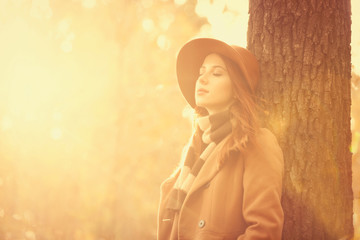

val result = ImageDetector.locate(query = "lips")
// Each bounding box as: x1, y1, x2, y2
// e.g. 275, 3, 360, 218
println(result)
197, 88, 209, 95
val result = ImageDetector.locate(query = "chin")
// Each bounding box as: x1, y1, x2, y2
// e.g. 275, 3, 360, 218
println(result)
195, 101, 206, 108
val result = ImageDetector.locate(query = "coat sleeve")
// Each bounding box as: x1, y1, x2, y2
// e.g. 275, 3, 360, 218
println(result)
237, 128, 284, 240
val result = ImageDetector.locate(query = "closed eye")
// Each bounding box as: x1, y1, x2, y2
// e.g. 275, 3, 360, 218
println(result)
199, 66, 226, 77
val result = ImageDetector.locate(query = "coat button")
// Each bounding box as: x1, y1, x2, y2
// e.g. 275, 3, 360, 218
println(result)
198, 220, 205, 228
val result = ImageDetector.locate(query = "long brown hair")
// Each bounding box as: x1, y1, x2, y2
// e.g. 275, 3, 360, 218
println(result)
194, 53, 260, 163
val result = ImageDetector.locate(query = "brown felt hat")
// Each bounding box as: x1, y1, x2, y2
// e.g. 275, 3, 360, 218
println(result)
176, 38, 260, 108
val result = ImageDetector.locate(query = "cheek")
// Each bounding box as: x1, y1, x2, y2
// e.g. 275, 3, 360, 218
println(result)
217, 79, 233, 99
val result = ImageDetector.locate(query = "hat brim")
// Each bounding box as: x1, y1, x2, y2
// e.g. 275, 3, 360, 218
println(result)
176, 38, 252, 108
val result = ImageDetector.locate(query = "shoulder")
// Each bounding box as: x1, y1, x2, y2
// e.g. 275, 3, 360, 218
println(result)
255, 128, 279, 144
245, 128, 284, 171
252, 128, 282, 153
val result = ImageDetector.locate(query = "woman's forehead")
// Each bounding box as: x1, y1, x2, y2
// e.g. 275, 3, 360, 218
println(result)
201, 53, 226, 67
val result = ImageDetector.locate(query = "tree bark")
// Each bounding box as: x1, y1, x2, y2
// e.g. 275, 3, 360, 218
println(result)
247, 0, 353, 239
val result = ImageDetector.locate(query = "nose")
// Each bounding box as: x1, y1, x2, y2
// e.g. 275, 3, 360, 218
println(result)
198, 73, 209, 85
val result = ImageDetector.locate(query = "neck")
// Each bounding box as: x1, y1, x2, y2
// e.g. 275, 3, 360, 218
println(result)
205, 101, 234, 115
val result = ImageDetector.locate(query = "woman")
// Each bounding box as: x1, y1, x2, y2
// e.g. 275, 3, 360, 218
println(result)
157, 38, 284, 240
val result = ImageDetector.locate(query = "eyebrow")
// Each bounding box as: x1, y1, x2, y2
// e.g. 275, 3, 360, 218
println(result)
200, 65, 227, 71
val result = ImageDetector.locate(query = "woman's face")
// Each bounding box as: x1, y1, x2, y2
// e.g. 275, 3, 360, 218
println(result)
195, 53, 233, 114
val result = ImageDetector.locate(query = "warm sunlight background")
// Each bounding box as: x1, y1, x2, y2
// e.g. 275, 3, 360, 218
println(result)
0, 0, 359, 239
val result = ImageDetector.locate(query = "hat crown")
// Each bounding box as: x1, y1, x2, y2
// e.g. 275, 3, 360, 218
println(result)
230, 45, 260, 91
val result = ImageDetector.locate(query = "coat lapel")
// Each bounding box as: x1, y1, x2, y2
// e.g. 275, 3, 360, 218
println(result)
183, 137, 228, 202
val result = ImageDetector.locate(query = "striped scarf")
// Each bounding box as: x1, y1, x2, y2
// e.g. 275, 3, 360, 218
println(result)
166, 110, 232, 214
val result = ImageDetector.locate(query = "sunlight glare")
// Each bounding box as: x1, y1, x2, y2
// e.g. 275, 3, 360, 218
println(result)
30, 0, 53, 19
182, 105, 194, 121
61, 33, 75, 53
82, 0, 96, 9
156, 84, 164, 91
51, 127, 63, 140
12, 214, 22, 221
195, 0, 248, 46
141, 0, 153, 8
142, 18, 155, 32
52, 112, 63, 121
5, 58, 58, 114
351, 131, 360, 154
159, 12, 175, 31
1, 116, 13, 132
174, 0, 187, 6
24, 231, 36, 240
157, 34, 171, 50
57, 19, 71, 37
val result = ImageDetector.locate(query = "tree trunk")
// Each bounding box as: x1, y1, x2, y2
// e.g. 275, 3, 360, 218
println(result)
247, 0, 353, 239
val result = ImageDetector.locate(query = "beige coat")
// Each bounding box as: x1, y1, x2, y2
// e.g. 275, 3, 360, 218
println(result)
157, 128, 284, 240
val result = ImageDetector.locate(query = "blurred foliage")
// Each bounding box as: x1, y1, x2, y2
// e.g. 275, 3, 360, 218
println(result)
0, 0, 359, 239
0, 0, 204, 239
